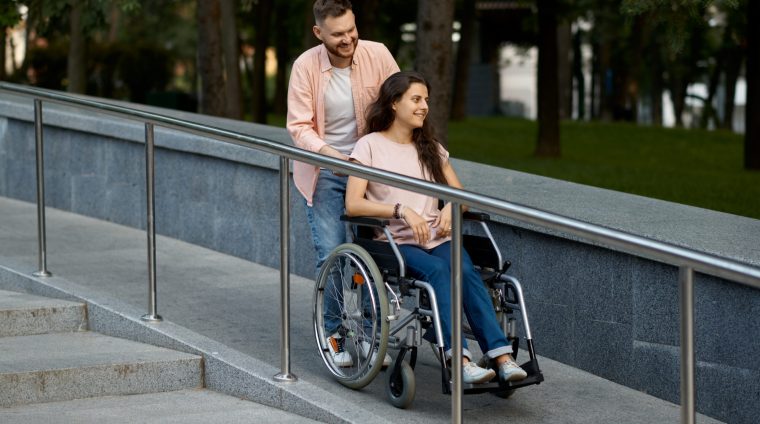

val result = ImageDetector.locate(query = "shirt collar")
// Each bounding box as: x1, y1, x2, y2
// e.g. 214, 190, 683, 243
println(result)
319, 40, 360, 73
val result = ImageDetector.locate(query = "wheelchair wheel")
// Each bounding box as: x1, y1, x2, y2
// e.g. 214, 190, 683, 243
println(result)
313, 243, 389, 389
386, 361, 416, 409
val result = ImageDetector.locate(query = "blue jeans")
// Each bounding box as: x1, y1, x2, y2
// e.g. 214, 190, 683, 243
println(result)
399, 241, 511, 360
306, 169, 349, 335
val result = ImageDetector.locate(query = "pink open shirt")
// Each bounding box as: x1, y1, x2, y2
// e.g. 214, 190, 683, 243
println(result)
286, 40, 399, 205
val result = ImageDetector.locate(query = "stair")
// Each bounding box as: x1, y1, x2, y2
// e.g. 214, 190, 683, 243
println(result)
0, 289, 202, 407
0, 289, 320, 422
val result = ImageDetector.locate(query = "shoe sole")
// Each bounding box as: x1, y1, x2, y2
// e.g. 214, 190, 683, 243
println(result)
464, 370, 496, 384
501, 371, 528, 382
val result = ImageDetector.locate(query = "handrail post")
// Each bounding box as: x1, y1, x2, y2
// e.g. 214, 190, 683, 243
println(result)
32, 99, 52, 278
141, 123, 162, 322
680, 266, 695, 424
274, 157, 297, 382
450, 202, 463, 423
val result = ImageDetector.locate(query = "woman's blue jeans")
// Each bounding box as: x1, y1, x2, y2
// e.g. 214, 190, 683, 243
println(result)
399, 241, 511, 360
306, 170, 349, 336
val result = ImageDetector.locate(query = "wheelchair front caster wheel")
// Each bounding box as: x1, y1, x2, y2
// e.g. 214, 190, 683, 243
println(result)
493, 388, 516, 399
386, 361, 416, 409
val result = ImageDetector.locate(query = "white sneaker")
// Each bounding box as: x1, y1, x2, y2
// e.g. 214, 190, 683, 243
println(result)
327, 332, 353, 367
360, 340, 392, 367
498, 358, 527, 382
462, 361, 496, 384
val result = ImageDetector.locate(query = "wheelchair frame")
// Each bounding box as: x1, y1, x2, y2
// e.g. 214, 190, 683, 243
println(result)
312, 211, 544, 408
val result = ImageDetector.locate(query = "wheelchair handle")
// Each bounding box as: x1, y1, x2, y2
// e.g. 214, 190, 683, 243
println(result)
463, 211, 490, 222
340, 215, 390, 228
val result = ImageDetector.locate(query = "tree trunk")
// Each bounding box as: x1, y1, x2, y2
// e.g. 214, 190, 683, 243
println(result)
67, 0, 87, 94
272, 0, 290, 115
699, 47, 722, 129
672, 23, 705, 128
415, 0, 455, 147
354, 0, 380, 41
590, 41, 599, 119
626, 16, 645, 123
572, 26, 585, 120
107, 3, 120, 43
598, 40, 613, 121
650, 41, 664, 126
535, 0, 560, 157
302, 2, 317, 54
220, 1, 241, 115
197, 0, 226, 116
745, 0, 760, 169
721, 48, 742, 131
450, 0, 476, 121
251, 0, 272, 124
557, 21, 572, 120
221, 0, 242, 119
670, 73, 687, 127
1, 27, 6, 80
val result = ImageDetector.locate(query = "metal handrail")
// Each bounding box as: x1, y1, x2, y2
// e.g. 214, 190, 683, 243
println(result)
2, 82, 759, 423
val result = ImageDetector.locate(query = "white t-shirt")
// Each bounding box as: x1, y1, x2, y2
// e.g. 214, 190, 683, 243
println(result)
350, 132, 450, 250
323, 66, 358, 155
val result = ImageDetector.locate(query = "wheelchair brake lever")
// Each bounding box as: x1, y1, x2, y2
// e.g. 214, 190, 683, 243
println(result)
385, 282, 401, 321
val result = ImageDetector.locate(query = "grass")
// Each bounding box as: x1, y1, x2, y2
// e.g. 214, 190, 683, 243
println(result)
448, 117, 760, 220
268, 114, 759, 220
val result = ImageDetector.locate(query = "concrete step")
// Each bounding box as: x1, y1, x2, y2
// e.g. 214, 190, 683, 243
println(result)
0, 289, 86, 337
0, 389, 320, 423
0, 331, 202, 407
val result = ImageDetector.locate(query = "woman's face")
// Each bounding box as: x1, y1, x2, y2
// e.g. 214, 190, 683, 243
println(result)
392, 82, 429, 129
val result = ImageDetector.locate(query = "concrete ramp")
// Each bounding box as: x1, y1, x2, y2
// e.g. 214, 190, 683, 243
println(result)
0, 197, 727, 423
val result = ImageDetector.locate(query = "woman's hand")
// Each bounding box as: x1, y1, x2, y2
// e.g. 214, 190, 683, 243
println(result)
403, 208, 431, 245
432, 203, 452, 238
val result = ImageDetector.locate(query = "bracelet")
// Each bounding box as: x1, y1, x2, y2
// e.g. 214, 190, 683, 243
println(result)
393, 203, 403, 219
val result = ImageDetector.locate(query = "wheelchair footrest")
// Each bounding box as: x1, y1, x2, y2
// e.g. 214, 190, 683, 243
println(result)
445, 357, 544, 395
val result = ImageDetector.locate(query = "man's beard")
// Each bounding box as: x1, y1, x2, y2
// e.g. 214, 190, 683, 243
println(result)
326, 39, 357, 59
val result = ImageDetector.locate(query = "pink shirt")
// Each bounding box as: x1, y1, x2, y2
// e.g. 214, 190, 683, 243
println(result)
350, 132, 451, 250
286, 40, 399, 205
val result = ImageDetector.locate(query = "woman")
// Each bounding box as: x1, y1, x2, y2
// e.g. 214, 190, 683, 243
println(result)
345, 71, 527, 384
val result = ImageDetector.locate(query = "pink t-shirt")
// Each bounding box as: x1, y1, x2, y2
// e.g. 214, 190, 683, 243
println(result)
350, 132, 450, 250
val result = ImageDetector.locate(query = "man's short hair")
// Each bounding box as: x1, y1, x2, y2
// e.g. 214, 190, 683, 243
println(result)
313, 0, 353, 25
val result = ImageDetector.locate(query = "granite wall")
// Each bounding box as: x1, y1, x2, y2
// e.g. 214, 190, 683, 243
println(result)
1, 93, 758, 424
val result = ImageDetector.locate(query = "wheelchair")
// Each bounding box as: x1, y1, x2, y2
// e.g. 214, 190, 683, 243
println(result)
312, 211, 544, 408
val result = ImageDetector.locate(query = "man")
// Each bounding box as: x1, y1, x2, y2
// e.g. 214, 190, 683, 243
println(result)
287, 0, 398, 367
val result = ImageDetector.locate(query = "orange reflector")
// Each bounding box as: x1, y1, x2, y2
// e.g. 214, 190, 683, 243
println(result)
353, 273, 365, 285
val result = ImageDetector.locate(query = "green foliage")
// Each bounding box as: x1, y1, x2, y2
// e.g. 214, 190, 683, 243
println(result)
27, 0, 142, 37
0, 1, 22, 28
447, 117, 760, 220
619, 0, 740, 54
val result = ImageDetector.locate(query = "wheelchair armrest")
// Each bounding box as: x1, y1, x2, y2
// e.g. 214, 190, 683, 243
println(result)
463, 211, 490, 222
340, 215, 390, 228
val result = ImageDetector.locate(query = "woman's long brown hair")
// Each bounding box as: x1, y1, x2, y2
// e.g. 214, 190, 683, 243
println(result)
365, 71, 447, 184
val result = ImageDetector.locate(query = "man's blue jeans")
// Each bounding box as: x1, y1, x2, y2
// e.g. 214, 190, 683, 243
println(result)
306, 169, 349, 335
398, 241, 512, 360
